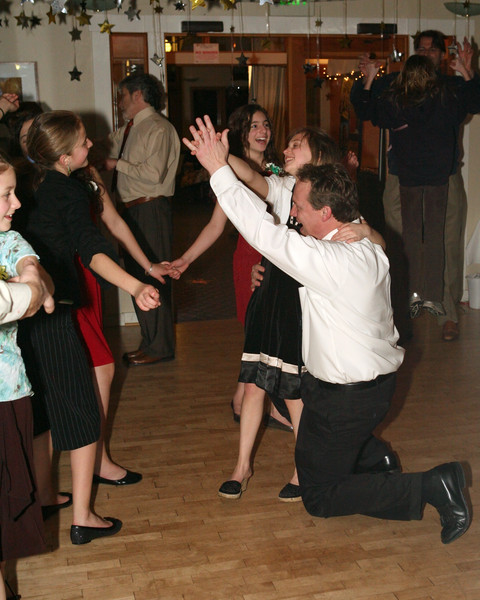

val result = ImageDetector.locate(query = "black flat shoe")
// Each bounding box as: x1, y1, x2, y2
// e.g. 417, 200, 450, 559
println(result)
278, 483, 302, 502
42, 492, 73, 521
218, 478, 249, 499
70, 517, 123, 545
264, 414, 293, 433
93, 469, 142, 486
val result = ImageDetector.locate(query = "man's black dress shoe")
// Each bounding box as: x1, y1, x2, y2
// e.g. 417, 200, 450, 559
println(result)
355, 452, 400, 474
126, 352, 175, 366
93, 470, 142, 486
424, 462, 470, 544
41, 492, 73, 521
70, 517, 122, 545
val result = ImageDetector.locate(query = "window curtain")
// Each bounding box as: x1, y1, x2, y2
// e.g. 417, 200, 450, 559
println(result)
250, 66, 286, 160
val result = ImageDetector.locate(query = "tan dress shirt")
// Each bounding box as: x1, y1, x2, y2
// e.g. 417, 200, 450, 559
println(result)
109, 106, 181, 203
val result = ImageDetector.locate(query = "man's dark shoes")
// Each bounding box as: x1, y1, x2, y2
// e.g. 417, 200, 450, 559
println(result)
355, 452, 400, 474
41, 492, 73, 521
423, 462, 470, 544
125, 351, 174, 366
70, 517, 122, 545
93, 469, 142, 486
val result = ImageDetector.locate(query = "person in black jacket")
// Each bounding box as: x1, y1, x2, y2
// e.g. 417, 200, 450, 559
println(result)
352, 42, 480, 321
22, 111, 160, 545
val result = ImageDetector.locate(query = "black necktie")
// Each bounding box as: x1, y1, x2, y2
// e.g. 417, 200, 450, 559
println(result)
111, 119, 133, 193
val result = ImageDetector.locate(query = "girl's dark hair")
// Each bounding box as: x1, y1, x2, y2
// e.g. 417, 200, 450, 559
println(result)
285, 127, 341, 166
388, 54, 442, 108
227, 103, 281, 171
7, 101, 43, 159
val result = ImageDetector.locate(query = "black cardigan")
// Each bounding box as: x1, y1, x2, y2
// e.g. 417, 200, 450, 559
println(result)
26, 169, 119, 306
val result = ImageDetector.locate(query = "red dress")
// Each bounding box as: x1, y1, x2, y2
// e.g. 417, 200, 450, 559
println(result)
232, 234, 261, 326
73, 255, 114, 368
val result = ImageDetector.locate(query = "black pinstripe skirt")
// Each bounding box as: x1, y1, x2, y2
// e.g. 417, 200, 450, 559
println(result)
17, 305, 100, 451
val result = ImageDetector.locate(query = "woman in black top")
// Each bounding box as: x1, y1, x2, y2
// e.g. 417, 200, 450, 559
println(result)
24, 111, 160, 544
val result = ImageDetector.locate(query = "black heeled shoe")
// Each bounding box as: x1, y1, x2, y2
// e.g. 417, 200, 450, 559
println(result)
93, 469, 142, 486
41, 492, 73, 521
230, 401, 240, 423
70, 517, 122, 545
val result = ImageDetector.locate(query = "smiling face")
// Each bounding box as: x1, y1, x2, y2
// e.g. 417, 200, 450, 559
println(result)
283, 134, 313, 176
0, 167, 21, 232
246, 111, 271, 158
66, 124, 93, 173
289, 180, 320, 237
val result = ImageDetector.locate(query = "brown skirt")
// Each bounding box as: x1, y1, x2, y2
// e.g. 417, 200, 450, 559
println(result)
0, 396, 47, 561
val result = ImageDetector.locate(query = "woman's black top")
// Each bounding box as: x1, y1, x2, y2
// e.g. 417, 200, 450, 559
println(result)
25, 169, 118, 306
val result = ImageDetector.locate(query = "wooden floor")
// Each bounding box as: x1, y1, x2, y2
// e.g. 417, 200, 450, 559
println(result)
10, 307, 480, 600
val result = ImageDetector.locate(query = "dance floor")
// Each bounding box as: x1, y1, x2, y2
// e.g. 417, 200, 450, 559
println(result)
10, 304, 480, 600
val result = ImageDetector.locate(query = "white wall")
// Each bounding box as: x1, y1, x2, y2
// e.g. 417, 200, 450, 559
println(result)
2, 0, 480, 308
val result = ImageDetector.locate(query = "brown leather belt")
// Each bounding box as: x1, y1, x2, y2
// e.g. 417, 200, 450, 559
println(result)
123, 196, 164, 209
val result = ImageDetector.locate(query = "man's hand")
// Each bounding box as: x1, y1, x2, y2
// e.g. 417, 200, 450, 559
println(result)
133, 283, 161, 311
182, 115, 230, 176
10, 262, 55, 317
104, 158, 118, 171
358, 53, 382, 78
251, 263, 265, 291
451, 37, 474, 80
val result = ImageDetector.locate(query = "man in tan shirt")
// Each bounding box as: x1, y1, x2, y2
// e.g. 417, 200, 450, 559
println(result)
106, 74, 180, 365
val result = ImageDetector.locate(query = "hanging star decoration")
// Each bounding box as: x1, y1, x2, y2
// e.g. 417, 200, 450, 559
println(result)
46, 6, 56, 23
50, 0, 67, 15
315, 18, 323, 28
303, 63, 315, 74
220, 0, 235, 9
99, 17, 114, 33
190, 0, 205, 8
313, 76, 324, 89
236, 52, 248, 66
15, 10, 30, 29
174, 1, 185, 10
69, 26, 82, 41
69, 66, 82, 81
154, 4, 163, 12
125, 5, 141, 20
0, 0, 12, 14
230, 25, 235, 33
150, 53, 163, 67
29, 14, 41, 28
77, 10, 91, 25
339, 35, 352, 49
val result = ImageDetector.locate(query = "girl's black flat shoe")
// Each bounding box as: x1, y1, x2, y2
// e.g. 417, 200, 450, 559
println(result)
70, 517, 122, 545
